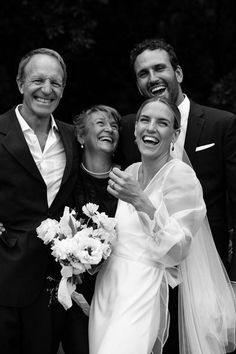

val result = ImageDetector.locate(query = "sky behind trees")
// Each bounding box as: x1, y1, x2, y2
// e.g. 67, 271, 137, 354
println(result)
1, 0, 236, 121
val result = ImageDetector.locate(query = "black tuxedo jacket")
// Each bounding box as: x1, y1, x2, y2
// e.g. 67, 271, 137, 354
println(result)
0, 107, 79, 306
116, 100, 236, 277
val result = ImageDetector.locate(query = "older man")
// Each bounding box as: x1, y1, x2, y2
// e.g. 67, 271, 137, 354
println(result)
0, 48, 79, 354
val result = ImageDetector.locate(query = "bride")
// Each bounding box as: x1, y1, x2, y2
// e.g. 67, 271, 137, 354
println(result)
88, 97, 236, 354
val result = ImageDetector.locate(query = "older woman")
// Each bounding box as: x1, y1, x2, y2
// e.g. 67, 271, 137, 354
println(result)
61, 104, 120, 354
73, 104, 120, 217
89, 97, 236, 354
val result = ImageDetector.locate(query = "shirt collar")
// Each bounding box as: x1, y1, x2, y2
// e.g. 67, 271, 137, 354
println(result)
15, 104, 59, 133
177, 94, 190, 127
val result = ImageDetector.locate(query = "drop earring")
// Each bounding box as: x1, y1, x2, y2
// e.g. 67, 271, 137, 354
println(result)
171, 142, 175, 151
81, 143, 84, 149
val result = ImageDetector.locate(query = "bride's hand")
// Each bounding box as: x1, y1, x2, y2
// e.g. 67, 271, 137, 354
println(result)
107, 168, 156, 218
107, 167, 143, 205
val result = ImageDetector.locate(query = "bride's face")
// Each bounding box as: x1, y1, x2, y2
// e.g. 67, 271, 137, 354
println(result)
134, 100, 180, 160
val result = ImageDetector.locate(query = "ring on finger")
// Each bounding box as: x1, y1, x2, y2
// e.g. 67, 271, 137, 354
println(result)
111, 181, 116, 189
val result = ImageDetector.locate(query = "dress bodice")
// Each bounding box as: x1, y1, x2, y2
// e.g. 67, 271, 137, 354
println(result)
89, 158, 236, 354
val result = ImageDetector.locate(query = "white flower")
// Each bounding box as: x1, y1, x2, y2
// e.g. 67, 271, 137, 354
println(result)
96, 212, 117, 232
59, 207, 78, 238
51, 237, 77, 261
36, 219, 59, 244
92, 228, 115, 244
76, 236, 103, 265
102, 243, 112, 259
36, 203, 117, 311
92, 228, 104, 239
73, 227, 94, 242
82, 203, 99, 218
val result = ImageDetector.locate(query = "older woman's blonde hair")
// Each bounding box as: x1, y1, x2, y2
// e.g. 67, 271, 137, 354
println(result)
73, 104, 121, 138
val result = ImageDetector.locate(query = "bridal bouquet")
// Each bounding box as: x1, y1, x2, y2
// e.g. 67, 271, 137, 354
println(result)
36, 203, 117, 313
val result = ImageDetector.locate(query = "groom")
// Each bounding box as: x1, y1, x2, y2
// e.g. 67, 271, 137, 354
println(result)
0, 48, 79, 354
116, 38, 236, 353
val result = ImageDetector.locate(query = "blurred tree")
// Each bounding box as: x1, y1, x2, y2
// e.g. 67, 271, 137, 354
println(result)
209, 70, 236, 113
0, 0, 110, 116
0, 0, 236, 119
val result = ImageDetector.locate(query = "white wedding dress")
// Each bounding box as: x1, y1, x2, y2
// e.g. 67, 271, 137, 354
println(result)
89, 159, 236, 354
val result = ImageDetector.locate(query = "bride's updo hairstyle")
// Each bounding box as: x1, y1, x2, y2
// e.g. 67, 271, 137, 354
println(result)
136, 97, 181, 130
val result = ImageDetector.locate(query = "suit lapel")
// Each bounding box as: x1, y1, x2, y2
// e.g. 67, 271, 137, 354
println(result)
49, 121, 76, 211
0, 109, 45, 183
184, 100, 205, 162
56, 121, 74, 186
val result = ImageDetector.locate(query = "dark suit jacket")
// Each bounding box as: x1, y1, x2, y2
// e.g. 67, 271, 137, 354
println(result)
116, 100, 236, 277
0, 107, 79, 307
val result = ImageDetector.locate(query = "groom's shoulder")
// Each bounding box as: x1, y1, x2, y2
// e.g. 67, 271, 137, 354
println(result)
121, 113, 136, 130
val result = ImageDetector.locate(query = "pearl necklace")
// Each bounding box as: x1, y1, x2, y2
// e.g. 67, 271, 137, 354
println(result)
81, 162, 112, 178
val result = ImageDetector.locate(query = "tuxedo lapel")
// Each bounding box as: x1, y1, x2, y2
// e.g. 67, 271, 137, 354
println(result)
184, 101, 205, 161
0, 110, 45, 183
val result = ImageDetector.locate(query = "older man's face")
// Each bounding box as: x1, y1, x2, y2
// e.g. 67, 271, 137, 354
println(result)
18, 54, 64, 120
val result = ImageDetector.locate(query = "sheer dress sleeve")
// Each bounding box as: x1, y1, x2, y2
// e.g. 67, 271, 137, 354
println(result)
136, 161, 206, 267
133, 160, 236, 353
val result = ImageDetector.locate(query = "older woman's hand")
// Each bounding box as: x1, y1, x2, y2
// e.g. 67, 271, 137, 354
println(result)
108, 167, 156, 218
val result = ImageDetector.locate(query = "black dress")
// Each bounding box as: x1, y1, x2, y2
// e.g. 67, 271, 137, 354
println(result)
61, 165, 118, 354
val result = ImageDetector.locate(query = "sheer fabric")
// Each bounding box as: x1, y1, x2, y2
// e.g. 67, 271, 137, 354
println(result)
179, 217, 236, 353
89, 159, 236, 354
179, 150, 236, 353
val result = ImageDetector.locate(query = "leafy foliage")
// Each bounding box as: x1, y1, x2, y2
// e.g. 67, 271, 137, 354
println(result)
0, 0, 236, 118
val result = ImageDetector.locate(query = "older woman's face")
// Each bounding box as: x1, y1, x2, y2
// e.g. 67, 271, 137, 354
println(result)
134, 100, 179, 160
82, 111, 119, 154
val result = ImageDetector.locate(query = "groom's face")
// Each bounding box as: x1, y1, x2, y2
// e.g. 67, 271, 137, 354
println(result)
134, 49, 183, 106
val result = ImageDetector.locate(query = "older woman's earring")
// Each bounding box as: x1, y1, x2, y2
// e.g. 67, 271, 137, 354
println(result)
171, 142, 175, 151
81, 143, 84, 149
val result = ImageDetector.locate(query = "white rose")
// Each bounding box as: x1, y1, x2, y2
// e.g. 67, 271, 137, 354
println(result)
51, 237, 77, 261
75, 237, 103, 265
36, 219, 59, 244
73, 227, 93, 242
82, 203, 99, 218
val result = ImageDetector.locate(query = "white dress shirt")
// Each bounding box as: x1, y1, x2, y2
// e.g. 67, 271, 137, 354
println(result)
171, 95, 190, 160
15, 105, 66, 206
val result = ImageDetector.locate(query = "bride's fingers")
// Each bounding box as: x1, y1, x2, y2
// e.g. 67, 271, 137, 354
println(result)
109, 172, 124, 188
108, 179, 121, 192
107, 183, 119, 198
